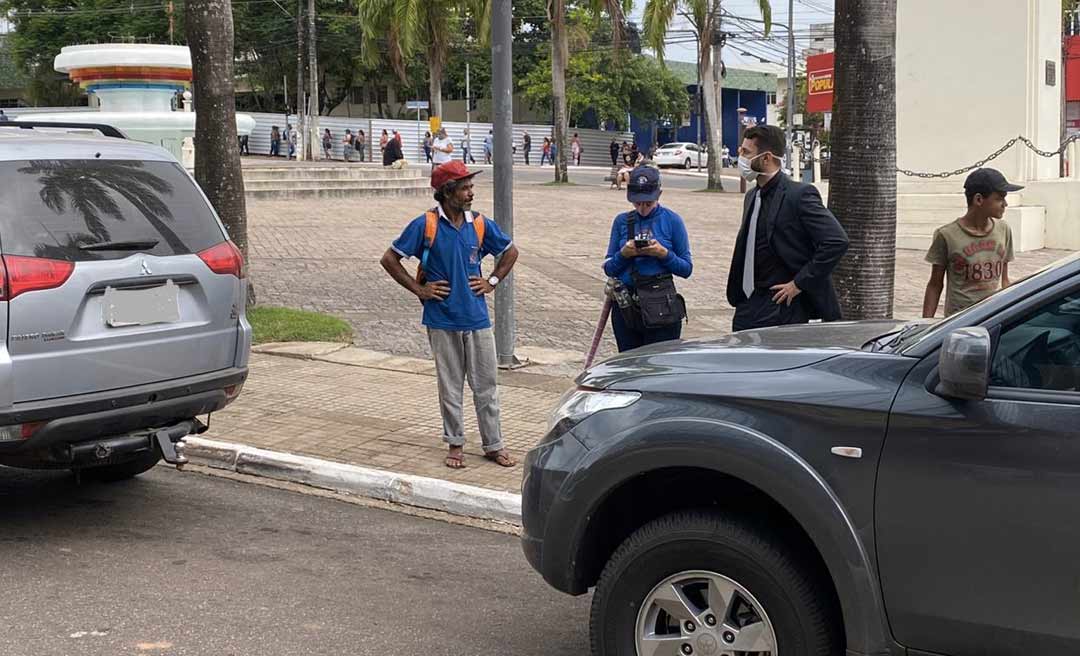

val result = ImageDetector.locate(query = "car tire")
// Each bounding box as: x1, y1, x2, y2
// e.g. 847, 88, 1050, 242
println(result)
684, 158, 692, 169
83, 451, 162, 482
589, 511, 841, 656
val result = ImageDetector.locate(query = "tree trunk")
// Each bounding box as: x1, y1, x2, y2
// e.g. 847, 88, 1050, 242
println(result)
706, 41, 724, 189
699, 44, 723, 190
550, 0, 569, 183
428, 59, 444, 119
294, 0, 305, 159
185, 0, 251, 302
829, 0, 897, 319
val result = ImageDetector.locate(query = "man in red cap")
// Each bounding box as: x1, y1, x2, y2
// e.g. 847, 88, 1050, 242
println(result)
380, 161, 520, 469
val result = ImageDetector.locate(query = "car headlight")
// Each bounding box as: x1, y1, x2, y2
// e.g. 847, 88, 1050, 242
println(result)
547, 387, 641, 434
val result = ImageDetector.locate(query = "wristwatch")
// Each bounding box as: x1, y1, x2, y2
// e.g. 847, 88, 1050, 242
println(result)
488, 275, 500, 287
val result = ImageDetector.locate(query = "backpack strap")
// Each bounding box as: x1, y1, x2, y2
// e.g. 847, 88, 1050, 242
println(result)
420, 209, 439, 271
471, 212, 486, 249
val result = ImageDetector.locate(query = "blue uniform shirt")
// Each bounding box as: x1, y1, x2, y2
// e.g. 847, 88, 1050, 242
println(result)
392, 207, 513, 331
603, 204, 693, 288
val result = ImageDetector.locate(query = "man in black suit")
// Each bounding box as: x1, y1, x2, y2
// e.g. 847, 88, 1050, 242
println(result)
726, 125, 849, 331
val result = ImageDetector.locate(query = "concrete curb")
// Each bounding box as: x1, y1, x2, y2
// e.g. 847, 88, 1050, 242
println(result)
180, 437, 523, 526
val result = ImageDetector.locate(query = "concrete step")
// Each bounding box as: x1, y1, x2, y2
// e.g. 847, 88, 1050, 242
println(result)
242, 167, 424, 182
246, 185, 430, 200
243, 178, 427, 191
898, 191, 1026, 210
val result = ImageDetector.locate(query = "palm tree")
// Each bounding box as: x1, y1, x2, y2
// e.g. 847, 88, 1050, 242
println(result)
548, 0, 630, 184
643, 0, 770, 191
828, 0, 897, 319
185, 0, 251, 301
358, 0, 490, 120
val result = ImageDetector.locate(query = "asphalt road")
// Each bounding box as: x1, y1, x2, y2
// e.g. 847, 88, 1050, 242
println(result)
0, 466, 589, 656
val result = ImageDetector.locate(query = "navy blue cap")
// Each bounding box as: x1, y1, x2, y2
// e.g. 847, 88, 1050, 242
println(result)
964, 168, 1024, 196
627, 166, 662, 202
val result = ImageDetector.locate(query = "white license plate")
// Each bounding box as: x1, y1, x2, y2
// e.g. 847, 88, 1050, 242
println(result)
103, 280, 181, 327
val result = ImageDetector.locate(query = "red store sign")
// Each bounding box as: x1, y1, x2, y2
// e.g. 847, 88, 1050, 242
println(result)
806, 52, 835, 114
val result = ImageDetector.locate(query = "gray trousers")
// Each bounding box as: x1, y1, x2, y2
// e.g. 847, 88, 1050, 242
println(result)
427, 328, 505, 453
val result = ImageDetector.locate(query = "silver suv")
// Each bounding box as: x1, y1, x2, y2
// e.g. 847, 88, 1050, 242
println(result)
0, 121, 250, 479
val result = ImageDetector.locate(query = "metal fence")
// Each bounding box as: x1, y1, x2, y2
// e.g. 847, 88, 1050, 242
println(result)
6, 106, 633, 168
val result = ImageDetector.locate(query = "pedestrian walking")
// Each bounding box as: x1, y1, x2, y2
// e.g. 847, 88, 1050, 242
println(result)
922, 168, 1019, 318
343, 129, 355, 161
379, 160, 520, 470
270, 125, 281, 157
287, 124, 298, 159
383, 130, 405, 167
727, 125, 849, 332
550, 140, 558, 166
610, 138, 619, 166
523, 131, 532, 165
423, 131, 433, 163
239, 134, 250, 155
483, 130, 494, 164
721, 145, 731, 168
431, 127, 454, 170
540, 137, 551, 165
322, 128, 333, 160
602, 166, 692, 352
380, 129, 389, 160
461, 128, 476, 164
0, 110, 9, 122
571, 133, 582, 166
356, 129, 367, 162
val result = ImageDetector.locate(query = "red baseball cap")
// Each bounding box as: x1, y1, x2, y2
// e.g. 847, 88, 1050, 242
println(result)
430, 160, 481, 190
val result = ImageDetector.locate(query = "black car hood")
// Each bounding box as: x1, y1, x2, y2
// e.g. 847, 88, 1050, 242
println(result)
580, 319, 910, 388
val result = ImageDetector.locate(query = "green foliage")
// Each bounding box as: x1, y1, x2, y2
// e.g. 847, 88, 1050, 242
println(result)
523, 50, 688, 129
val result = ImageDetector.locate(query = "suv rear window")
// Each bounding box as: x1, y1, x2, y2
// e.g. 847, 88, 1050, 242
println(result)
0, 159, 226, 261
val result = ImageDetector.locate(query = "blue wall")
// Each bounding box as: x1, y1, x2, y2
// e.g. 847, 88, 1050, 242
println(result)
632, 84, 769, 155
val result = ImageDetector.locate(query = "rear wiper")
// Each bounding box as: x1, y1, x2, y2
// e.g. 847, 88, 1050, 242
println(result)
79, 239, 160, 252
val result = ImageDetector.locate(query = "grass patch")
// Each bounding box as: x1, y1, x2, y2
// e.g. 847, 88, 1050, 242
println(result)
247, 306, 353, 344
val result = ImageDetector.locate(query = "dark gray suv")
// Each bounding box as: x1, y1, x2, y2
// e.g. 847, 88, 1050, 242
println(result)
523, 253, 1080, 656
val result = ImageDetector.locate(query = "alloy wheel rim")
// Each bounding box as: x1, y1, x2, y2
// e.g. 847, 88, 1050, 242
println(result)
635, 569, 777, 656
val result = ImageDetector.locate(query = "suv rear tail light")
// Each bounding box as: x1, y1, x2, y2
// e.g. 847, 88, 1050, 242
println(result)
0, 421, 45, 442
224, 382, 244, 405
0, 256, 75, 300
198, 241, 246, 278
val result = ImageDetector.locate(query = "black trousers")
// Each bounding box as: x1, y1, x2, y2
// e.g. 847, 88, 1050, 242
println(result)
732, 289, 811, 332
611, 305, 683, 352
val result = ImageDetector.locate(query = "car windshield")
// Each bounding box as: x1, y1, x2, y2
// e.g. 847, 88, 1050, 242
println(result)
897, 251, 1080, 352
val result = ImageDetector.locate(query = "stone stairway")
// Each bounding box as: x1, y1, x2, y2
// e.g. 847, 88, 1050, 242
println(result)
241, 161, 429, 200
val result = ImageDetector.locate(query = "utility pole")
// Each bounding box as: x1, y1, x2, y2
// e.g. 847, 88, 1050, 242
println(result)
785, 0, 796, 172
295, 0, 305, 160
307, 0, 318, 159
695, 29, 702, 171
491, 0, 519, 368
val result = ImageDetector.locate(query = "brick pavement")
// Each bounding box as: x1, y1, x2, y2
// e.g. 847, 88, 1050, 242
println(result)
217, 179, 1070, 494
246, 179, 1068, 361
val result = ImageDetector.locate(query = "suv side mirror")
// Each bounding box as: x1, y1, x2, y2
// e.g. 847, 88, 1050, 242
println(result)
937, 327, 992, 401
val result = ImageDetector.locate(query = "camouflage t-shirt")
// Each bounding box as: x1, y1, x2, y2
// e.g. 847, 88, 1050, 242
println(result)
925, 218, 1014, 316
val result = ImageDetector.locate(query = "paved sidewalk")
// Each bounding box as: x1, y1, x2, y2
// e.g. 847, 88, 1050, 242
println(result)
203, 342, 576, 494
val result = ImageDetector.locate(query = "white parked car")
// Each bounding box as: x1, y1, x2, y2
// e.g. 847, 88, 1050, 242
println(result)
653, 142, 708, 169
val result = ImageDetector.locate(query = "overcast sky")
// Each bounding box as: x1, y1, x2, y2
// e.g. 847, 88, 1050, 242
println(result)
628, 0, 834, 73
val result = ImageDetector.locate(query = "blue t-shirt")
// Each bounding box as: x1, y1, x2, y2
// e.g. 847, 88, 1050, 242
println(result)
602, 204, 693, 289
392, 208, 513, 331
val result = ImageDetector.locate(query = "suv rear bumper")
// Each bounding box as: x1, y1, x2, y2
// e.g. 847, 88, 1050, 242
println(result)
0, 367, 247, 458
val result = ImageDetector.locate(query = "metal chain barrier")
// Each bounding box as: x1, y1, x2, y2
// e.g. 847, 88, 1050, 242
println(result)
896, 133, 1080, 179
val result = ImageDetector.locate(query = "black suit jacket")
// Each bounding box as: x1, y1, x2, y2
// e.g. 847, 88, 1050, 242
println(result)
726, 173, 849, 321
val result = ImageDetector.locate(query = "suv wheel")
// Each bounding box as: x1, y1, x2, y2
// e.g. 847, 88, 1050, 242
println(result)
589, 511, 840, 656
83, 451, 162, 482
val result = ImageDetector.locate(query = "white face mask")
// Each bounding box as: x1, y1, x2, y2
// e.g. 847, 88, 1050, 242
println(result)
738, 152, 768, 181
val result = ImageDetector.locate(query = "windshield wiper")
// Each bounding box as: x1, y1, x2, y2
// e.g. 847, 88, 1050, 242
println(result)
870, 323, 925, 352
79, 239, 160, 252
